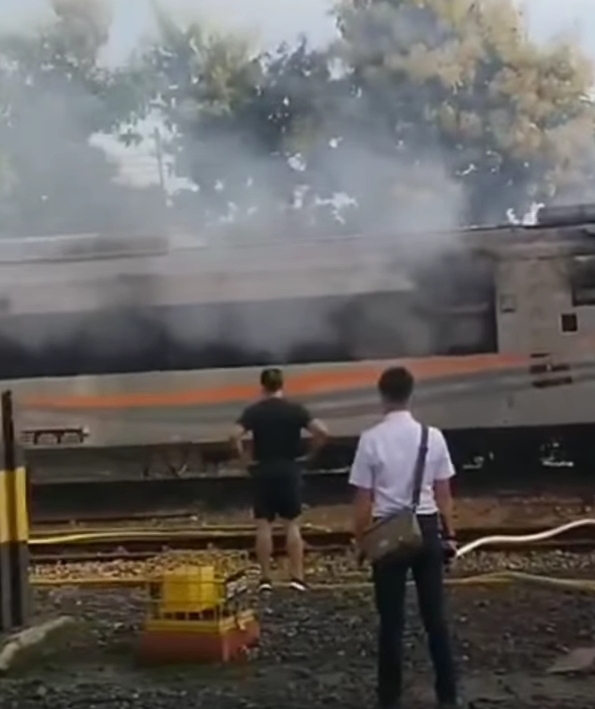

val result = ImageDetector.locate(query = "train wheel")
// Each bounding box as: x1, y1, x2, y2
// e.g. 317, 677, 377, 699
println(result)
571, 443, 595, 477
555, 426, 595, 479
484, 434, 541, 483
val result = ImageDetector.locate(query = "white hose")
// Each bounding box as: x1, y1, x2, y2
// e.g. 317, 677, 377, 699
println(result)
455, 518, 595, 559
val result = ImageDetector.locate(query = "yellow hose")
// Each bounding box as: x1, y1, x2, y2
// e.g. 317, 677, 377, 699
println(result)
31, 518, 595, 548
30, 530, 260, 545
28, 518, 595, 592
304, 573, 595, 593
29, 523, 334, 546
499, 571, 595, 592
32, 576, 145, 588
32, 523, 260, 537
29, 571, 595, 592
29, 571, 509, 589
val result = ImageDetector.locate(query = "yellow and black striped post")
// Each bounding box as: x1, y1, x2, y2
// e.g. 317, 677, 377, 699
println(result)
0, 390, 30, 630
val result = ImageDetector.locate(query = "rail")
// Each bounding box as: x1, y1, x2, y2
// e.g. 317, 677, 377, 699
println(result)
26, 468, 595, 525
27, 520, 595, 596
26, 518, 595, 564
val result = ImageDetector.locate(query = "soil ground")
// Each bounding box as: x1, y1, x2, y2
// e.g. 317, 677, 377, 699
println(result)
2, 567, 594, 709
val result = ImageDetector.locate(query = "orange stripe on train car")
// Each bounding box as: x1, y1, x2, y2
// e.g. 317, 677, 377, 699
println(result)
21, 353, 530, 410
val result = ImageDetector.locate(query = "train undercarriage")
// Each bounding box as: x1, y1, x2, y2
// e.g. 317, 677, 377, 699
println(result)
20, 421, 595, 491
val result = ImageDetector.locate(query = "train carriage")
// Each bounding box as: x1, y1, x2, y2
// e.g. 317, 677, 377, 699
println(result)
3, 205, 595, 478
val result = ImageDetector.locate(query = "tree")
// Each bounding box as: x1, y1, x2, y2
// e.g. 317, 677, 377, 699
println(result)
130, 0, 595, 233
6, 0, 591, 237
132, 7, 344, 235
0, 0, 164, 236
333, 0, 595, 223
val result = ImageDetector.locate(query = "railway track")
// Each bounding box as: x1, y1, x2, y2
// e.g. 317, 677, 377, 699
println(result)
29, 470, 352, 523
28, 522, 595, 564
28, 468, 595, 523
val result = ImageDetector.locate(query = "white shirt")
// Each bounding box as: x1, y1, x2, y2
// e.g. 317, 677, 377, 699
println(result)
348, 410, 455, 517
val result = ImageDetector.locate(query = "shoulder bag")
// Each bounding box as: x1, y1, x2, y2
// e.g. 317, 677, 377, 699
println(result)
359, 424, 429, 563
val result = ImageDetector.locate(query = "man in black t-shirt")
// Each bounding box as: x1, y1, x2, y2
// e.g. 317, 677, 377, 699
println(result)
231, 367, 328, 592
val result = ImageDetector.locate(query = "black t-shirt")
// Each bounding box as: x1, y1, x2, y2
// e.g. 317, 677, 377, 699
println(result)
237, 397, 312, 463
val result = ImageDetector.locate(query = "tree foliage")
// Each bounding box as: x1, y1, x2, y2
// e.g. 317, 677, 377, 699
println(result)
133, 9, 342, 233
0, 0, 163, 236
333, 0, 595, 222
0, 0, 594, 236
133, 0, 595, 230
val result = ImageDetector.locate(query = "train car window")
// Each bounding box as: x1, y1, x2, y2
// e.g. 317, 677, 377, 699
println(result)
499, 294, 516, 313
561, 313, 578, 333
570, 255, 595, 306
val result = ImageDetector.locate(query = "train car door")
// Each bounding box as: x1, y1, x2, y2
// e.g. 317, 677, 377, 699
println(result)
496, 251, 568, 356
524, 256, 567, 355
496, 248, 575, 411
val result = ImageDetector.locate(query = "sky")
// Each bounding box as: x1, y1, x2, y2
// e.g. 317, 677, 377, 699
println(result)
0, 0, 338, 63
1, 0, 595, 64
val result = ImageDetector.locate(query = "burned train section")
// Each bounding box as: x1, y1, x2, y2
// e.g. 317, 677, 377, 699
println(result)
6, 205, 595, 478
0, 231, 497, 379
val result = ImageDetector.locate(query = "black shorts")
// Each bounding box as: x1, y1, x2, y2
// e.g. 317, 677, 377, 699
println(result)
251, 462, 302, 522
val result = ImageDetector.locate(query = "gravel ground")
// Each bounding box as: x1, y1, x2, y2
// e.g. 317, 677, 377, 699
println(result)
32, 495, 595, 532
1, 579, 594, 709
30, 548, 595, 585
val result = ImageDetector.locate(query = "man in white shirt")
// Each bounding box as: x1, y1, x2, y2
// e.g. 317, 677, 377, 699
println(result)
349, 366, 459, 709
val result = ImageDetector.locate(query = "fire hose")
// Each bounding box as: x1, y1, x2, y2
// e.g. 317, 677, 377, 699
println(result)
442, 518, 595, 594
29, 518, 595, 591
454, 518, 595, 559
315, 518, 595, 592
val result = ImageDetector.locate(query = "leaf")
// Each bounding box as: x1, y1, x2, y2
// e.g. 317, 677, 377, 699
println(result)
334, 0, 595, 223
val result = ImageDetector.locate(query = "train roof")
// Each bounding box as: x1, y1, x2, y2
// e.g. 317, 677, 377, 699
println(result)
2, 210, 595, 315
3, 204, 595, 265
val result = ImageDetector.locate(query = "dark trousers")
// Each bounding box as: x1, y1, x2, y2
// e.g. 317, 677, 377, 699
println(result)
250, 461, 302, 521
372, 513, 457, 707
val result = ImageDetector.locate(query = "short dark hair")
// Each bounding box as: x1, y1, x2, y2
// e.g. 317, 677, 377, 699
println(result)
377, 366, 414, 404
260, 367, 284, 393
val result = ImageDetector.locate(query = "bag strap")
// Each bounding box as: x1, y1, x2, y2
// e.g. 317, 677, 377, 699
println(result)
411, 424, 429, 511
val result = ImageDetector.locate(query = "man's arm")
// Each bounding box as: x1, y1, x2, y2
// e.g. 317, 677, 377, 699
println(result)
432, 430, 456, 539
306, 418, 328, 453
297, 404, 329, 456
348, 432, 374, 549
230, 408, 253, 469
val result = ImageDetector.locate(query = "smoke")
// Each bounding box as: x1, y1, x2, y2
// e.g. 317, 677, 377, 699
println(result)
0, 0, 549, 377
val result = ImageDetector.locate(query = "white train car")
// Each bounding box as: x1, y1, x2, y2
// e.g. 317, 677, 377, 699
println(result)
2, 207, 595, 475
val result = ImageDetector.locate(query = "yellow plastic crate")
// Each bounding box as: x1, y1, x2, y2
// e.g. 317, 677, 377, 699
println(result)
145, 609, 257, 635
160, 565, 220, 614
